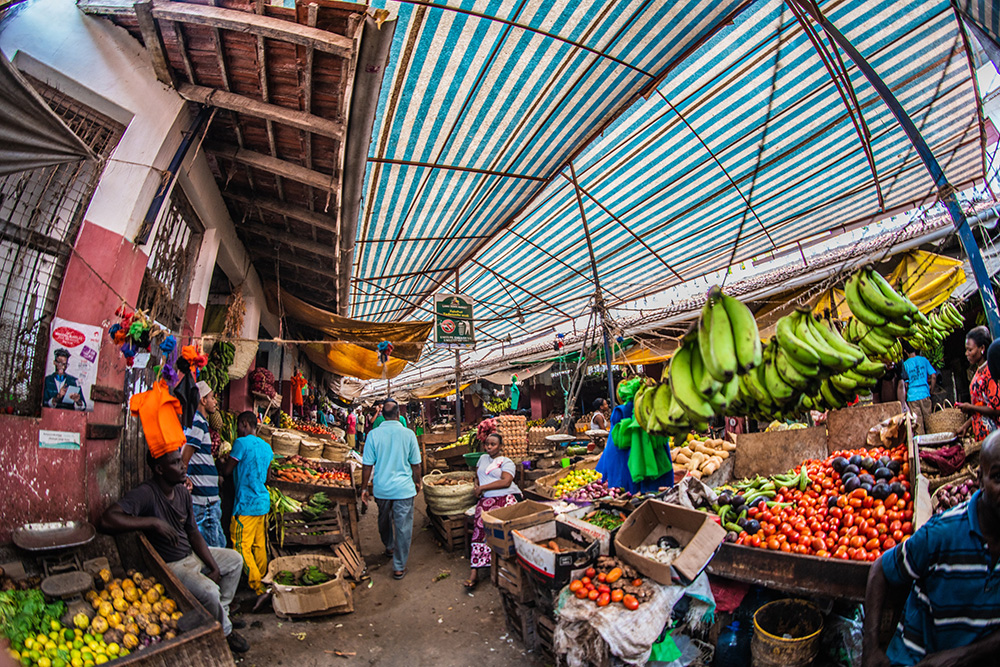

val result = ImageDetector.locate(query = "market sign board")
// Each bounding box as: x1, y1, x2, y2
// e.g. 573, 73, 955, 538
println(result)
434, 293, 475, 349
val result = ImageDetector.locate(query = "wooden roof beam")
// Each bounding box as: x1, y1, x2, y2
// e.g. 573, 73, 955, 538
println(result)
207, 142, 337, 191
150, 1, 353, 58
221, 189, 338, 231
239, 223, 339, 260
178, 83, 343, 140
135, 1, 175, 86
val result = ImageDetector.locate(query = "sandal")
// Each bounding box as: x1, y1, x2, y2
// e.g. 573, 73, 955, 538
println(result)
463, 577, 480, 591
393, 569, 407, 580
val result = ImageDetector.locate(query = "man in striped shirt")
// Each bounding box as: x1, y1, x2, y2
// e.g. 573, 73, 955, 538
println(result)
863, 433, 1000, 666
182, 381, 226, 548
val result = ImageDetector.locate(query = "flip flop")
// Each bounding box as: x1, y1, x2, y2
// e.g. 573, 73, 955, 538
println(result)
463, 578, 480, 591
393, 569, 407, 580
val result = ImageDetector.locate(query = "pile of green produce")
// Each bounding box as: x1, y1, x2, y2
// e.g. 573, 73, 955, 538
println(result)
273, 566, 332, 587
0, 589, 65, 650
580, 509, 626, 531
302, 492, 332, 518
202, 341, 234, 396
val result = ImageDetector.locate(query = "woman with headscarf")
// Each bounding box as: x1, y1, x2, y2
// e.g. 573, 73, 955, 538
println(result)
957, 326, 1000, 441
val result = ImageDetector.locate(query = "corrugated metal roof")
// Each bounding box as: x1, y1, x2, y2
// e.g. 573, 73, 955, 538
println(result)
354, 0, 984, 359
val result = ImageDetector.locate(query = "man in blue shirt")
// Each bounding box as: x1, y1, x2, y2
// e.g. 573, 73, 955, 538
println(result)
182, 381, 225, 547
900, 344, 938, 435
862, 432, 1000, 666
220, 411, 272, 607
361, 398, 421, 580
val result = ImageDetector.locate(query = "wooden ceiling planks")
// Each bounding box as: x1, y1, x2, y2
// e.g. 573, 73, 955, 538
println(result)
80, 0, 365, 312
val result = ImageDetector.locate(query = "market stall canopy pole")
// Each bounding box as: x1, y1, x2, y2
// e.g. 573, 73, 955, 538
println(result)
569, 161, 616, 407
790, 0, 1000, 338
0, 51, 96, 175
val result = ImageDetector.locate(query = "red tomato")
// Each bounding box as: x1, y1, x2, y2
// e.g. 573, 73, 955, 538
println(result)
882, 537, 896, 550
581, 577, 591, 586
569, 580, 583, 592
585, 568, 597, 578
597, 573, 607, 583
575, 588, 589, 599
597, 593, 610, 607
623, 594, 640, 611
588, 589, 600, 601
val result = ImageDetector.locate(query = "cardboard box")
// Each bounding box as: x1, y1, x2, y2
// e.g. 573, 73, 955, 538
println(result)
512, 519, 600, 587
561, 504, 628, 556
614, 499, 727, 585
532, 457, 600, 500
482, 500, 555, 557
262, 554, 353, 617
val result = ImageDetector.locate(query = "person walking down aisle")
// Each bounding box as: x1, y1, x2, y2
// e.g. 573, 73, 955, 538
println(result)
220, 411, 273, 610
346, 408, 357, 450
958, 326, 1000, 442
99, 448, 249, 654
360, 398, 421, 580
465, 433, 520, 590
183, 381, 225, 548
899, 343, 938, 435
862, 431, 1000, 666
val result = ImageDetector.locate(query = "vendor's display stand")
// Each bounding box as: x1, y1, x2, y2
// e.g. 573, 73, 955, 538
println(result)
267, 469, 361, 547
422, 470, 475, 553
707, 401, 923, 602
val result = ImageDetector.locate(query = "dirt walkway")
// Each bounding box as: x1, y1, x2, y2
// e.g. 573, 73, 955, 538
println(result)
232, 496, 548, 666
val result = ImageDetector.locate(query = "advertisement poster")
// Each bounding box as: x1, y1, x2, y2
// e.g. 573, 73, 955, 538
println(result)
42, 318, 101, 412
433, 293, 475, 349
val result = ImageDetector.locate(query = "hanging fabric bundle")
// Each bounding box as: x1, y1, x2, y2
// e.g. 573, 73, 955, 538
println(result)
130, 379, 185, 458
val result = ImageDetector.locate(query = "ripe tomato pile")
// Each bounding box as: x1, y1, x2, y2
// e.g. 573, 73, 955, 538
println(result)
568, 566, 643, 611
734, 444, 914, 561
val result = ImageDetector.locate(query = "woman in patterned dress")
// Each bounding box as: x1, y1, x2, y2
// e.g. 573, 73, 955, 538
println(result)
465, 432, 521, 590
957, 326, 1000, 441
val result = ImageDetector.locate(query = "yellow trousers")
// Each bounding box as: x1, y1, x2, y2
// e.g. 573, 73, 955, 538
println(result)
231, 515, 267, 594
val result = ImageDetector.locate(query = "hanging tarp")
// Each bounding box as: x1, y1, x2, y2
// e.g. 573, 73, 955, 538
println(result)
612, 341, 677, 367
0, 51, 95, 175
888, 250, 966, 313
478, 362, 554, 386
301, 342, 410, 381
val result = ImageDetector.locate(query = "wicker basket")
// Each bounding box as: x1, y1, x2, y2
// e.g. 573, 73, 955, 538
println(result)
927, 464, 977, 491
422, 470, 476, 515
925, 400, 966, 435
258, 424, 274, 445
271, 430, 302, 457
323, 443, 350, 462
227, 340, 259, 380
299, 437, 325, 459
930, 472, 978, 513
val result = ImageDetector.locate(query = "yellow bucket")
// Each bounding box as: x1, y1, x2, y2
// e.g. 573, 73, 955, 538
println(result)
751, 599, 823, 666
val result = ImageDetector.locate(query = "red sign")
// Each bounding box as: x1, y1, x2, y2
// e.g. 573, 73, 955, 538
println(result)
52, 326, 86, 348
440, 319, 456, 334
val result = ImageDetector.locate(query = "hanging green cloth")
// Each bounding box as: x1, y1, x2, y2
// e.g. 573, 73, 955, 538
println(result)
611, 416, 672, 483
510, 374, 520, 411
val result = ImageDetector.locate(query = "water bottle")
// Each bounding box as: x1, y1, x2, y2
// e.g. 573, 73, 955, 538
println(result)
713, 621, 750, 666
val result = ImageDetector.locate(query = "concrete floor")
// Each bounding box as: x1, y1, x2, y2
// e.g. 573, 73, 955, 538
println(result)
231, 496, 548, 667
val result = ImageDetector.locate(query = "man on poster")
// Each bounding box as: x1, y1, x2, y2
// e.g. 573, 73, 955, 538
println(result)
42, 348, 86, 410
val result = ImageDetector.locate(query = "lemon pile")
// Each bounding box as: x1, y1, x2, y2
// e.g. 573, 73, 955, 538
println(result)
6, 620, 124, 667
552, 468, 602, 498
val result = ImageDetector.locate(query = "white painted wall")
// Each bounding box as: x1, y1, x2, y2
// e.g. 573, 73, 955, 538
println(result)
0, 0, 280, 337
0, 0, 185, 240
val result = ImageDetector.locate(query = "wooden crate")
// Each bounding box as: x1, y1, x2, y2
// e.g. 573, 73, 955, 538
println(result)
278, 509, 345, 546
536, 614, 555, 660
113, 533, 234, 666
500, 591, 539, 651
490, 555, 534, 604
427, 510, 468, 552
267, 476, 361, 547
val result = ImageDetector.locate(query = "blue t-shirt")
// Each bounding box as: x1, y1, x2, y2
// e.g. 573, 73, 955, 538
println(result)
881, 491, 1000, 665
184, 412, 218, 505
902, 356, 936, 402
362, 420, 421, 500
230, 434, 273, 516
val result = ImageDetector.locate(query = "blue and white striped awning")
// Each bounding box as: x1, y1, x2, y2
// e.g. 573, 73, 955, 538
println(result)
354, 0, 985, 358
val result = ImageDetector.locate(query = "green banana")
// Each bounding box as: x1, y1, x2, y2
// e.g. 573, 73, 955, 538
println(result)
843, 369, 878, 388
845, 273, 888, 327
879, 319, 912, 336
700, 287, 737, 382
647, 383, 671, 432
691, 333, 721, 398
776, 313, 821, 366
819, 379, 845, 410
942, 302, 964, 327
709, 376, 739, 412
809, 315, 864, 363
721, 291, 763, 372
858, 267, 913, 320
855, 356, 887, 378
633, 386, 650, 430
830, 372, 858, 393
781, 342, 821, 377
763, 347, 795, 403
796, 311, 851, 371
750, 362, 776, 408
775, 346, 812, 391
669, 341, 717, 420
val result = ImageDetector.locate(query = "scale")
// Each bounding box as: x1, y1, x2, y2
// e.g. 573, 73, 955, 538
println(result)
12, 521, 98, 615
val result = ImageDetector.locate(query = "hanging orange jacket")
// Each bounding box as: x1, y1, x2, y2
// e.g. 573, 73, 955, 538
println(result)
130, 379, 185, 458
291, 373, 307, 407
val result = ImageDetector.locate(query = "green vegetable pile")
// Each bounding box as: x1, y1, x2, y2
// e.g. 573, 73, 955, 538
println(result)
582, 509, 625, 531
302, 492, 332, 518
0, 590, 65, 648
272, 566, 332, 587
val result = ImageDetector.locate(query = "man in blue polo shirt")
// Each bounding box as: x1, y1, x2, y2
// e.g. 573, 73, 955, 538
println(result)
862, 432, 1000, 666
360, 398, 421, 581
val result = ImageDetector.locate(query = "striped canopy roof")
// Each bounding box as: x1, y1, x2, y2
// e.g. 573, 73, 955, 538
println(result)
353, 0, 987, 371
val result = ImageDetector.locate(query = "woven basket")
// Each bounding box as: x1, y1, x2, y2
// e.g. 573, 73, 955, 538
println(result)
925, 400, 966, 435
271, 430, 302, 458
227, 340, 259, 380
258, 424, 274, 445
927, 464, 976, 491
323, 443, 349, 462
422, 470, 476, 515
298, 437, 325, 459
931, 472, 978, 513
